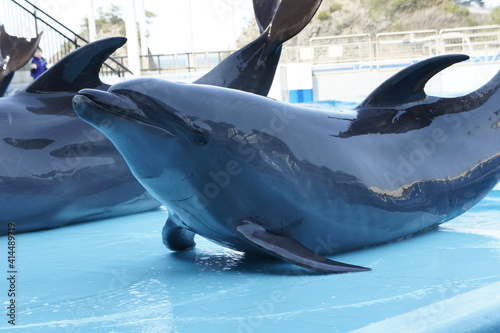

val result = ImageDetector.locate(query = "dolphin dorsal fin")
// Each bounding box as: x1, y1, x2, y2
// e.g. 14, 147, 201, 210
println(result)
25, 37, 126, 94
256, 0, 322, 45
359, 54, 470, 108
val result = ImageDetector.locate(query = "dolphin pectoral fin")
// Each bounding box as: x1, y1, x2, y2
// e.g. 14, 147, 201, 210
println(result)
263, 0, 323, 45
359, 54, 470, 108
162, 216, 196, 251
233, 220, 371, 273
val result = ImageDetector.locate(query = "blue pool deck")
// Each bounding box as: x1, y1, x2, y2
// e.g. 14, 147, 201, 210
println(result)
0, 188, 499, 332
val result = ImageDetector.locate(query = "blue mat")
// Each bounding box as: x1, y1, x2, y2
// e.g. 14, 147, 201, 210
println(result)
1, 188, 499, 332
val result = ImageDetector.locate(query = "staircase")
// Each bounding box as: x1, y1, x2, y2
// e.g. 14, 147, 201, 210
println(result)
0, 0, 131, 77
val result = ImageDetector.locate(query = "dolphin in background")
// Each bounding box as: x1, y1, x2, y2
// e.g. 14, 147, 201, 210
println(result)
1, 0, 322, 234
0, 25, 42, 97
0, 37, 161, 235
195, 0, 322, 95
73, 54, 499, 273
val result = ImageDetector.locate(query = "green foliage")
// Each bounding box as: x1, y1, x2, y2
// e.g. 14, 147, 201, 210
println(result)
318, 11, 331, 21
368, 0, 431, 15
330, 3, 342, 13
97, 5, 124, 26
440, 2, 469, 15
81, 5, 156, 38
490, 7, 500, 24
145, 10, 157, 24
368, 0, 473, 17
466, 17, 477, 26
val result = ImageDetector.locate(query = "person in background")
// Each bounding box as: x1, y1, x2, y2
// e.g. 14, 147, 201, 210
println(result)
31, 47, 47, 79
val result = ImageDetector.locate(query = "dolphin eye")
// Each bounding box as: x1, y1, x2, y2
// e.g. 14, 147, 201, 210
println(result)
196, 135, 209, 146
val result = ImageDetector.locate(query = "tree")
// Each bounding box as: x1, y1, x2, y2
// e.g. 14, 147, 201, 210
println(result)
455, 0, 485, 7
81, 5, 156, 39
490, 7, 500, 24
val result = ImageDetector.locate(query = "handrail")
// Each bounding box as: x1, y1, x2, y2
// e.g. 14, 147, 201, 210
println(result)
3, 0, 132, 76
13, 0, 88, 44
134, 25, 500, 76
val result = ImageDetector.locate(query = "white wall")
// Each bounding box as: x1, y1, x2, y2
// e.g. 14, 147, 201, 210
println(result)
313, 62, 500, 103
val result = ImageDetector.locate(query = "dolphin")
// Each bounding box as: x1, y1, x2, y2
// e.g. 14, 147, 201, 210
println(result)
73, 54, 500, 273
0, 37, 161, 234
0, 0, 321, 234
195, 0, 322, 95
0, 25, 43, 97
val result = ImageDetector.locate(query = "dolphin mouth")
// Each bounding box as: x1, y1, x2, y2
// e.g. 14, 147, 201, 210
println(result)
78, 88, 145, 117
76, 89, 176, 137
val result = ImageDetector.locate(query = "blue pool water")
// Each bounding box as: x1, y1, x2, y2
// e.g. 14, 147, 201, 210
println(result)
0, 101, 498, 332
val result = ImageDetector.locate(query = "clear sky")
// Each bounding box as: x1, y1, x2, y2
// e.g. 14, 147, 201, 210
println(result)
43, 0, 255, 54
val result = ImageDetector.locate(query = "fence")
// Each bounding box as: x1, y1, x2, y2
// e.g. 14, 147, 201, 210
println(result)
138, 50, 233, 74
288, 25, 500, 72
134, 25, 500, 75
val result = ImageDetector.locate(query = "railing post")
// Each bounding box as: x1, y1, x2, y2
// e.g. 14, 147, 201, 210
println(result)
33, 3, 39, 35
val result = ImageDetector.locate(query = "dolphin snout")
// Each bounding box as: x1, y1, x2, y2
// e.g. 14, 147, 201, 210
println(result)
77, 89, 145, 117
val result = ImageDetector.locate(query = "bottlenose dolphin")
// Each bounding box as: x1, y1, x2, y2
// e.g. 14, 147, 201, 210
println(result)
1, 0, 321, 234
0, 37, 161, 234
73, 54, 500, 273
195, 0, 322, 95
0, 25, 42, 97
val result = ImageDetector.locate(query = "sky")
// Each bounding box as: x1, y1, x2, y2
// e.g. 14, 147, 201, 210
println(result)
36, 0, 255, 54
12, 0, 500, 55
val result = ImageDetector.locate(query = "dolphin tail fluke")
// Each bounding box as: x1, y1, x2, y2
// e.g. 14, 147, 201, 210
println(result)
25, 37, 127, 94
359, 54, 470, 108
0, 25, 42, 74
0, 25, 42, 96
259, 0, 323, 45
234, 219, 371, 274
253, 0, 280, 34
195, 0, 321, 96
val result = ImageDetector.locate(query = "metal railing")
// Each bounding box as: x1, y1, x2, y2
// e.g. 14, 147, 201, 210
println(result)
137, 50, 233, 75
130, 25, 500, 76
310, 34, 373, 65
0, 0, 130, 77
287, 25, 500, 72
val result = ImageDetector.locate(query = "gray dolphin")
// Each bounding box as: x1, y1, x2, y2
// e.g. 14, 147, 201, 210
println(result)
195, 0, 322, 95
0, 37, 161, 234
0, 0, 321, 234
0, 25, 42, 97
73, 54, 500, 273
